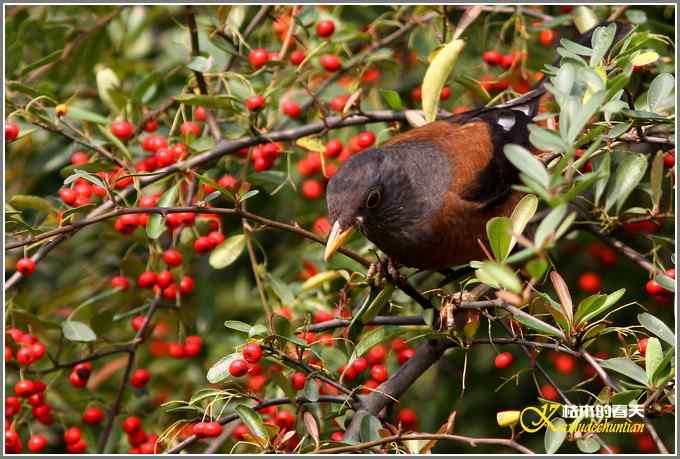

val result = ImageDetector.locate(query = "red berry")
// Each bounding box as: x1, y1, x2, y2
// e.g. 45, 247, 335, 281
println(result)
316, 20, 335, 38
194, 236, 213, 254
69, 372, 87, 388
301, 179, 324, 199
554, 353, 576, 374
163, 249, 183, 266
128, 428, 148, 447
59, 187, 78, 205
411, 86, 422, 102
494, 351, 513, 369
233, 424, 250, 441
64, 426, 82, 444
366, 345, 387, 365
440, 86, 451, 101
624, 219, 660, 234
83, 406, 105, 425
16, 258, 36, 276
143, 119, 158, 132
115, 214, 139, 234
398, 348, 416, 365
203, 421, 222, 437
275, 410, 295, 430
111, 275, 130, 291
330, 431, 344, 442
645, 279, 665, 295
168, 342, 185, 359
638, 338, 648, 356
352, 357, 368, 373
180, 121, 201, 137
5, 430, 21, 453
578, 272, 601, 293
131, 368, 151, 388
483, 50, 502, 66
370, 364, 388, 382
664, 152, 675, 168
27, 392, 45, 407
560, 6, 573, 13
16, 347, 35, 365
111, 121, 134, 140
170, 143, 188, 160
157, 270, 174, 287
142, 135, 168, 152
70, 151, 89, 165
666, 268, 676, 279
183, 335, 203, 356
162, 283, 178, 300
540, 384, 559, 401
330, 94, 349, 112
291, 372, 306, 390
500, 53, 516, 70
397, 408, 417, 428
5, 397, 21, 417
356, 131, 375, 149
179, 275, 195, 295
74, 362, 92, 379
539, 29, 556, 47
138, 271, 157, 289
15, 379, 36, 397
290, 50, 306, 65
243, 343, 263, 364
26, 433, 46, 452
122, 416, 142, 433
249, 48, 270, 69
229, 358, 249, 377
325, 139, 343, 158
281, 100, 302, 118
5, 122, 20, 141
246, 95, 265, 112
207, 231, 225, 246
30, 342, 45, 360
195, 106, 207, 122
320, 54, 342, 71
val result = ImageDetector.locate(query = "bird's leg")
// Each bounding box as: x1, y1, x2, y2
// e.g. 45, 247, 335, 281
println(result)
366, 255, 402, 287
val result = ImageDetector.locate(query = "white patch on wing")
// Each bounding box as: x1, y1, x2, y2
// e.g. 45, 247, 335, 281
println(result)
496, 113, 516, 132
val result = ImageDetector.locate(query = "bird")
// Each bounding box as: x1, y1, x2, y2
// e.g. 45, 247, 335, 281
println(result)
324, 22, 630, 271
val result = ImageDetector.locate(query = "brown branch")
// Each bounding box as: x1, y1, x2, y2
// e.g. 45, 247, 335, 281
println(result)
317, 432, 534, 454
586, 224, 659, 275
164, 395, 348, 454
97, 295, 162, 452
29, 347, 132, 375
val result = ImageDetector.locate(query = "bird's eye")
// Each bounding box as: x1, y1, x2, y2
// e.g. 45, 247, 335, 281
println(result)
364, 188, 382, 209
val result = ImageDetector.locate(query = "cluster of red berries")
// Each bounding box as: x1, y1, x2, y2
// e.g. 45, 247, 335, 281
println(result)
136, 137, 189, 172
236, 142, 284, 172
123, 416, 160, 454
5, 328, 46, 366
410, 85, 451, 103
645, 268, 675, 303
6, 375, 53, 452
482, 50, 519, 70
59, 175, 108, 207
229, 343, 264, 377
110, 266, 196, 301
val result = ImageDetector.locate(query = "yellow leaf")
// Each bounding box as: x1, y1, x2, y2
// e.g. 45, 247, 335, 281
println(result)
296, 136, 325, 152
496, 410, 520, 428
632, 51, 659, 68
421, 38, 465, 123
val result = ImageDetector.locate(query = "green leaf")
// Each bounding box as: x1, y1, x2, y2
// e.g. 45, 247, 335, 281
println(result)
9, 195, 52, 213
209, 234, 246, 269
302, 377, 320, 403
526, 258, 548, 279
652, 348, 675, 386
359, 414, 382, 442
224, 320, 251, 334
504, 144, 550, 188
133, 70, 163, 102
349, 326, 400, 364
380, 89, 403, 110
554, 63, 575, 95
146, 183, 179, 239
266, 274, 295, 305
599, 357, 648, 385
235, 405, 269, 441
19, 49, 64, 77
544, 417, 567, 453
300, 271, 344, 291
650, 152, 664, 208
559, 39, 593, 56
421, 38, 465, 122
610, 390, 643, 405
506, 304, 565, 338
655, 273, 675, 292
176, 94, 239, 110
592, 154, 611, 206
647, 73, 675, 113
509, 194, 538, 254
605, 153, 648, 214
589, 23, 617, 67
625, 9, 647, 24
528, 125, 570, 153
95, 65, 122, 112
476, 262, 522, 293
64, 168, 107, 190
534, 204, 567, 247
573, 294, 607, 325
486, 217, 513, 262
638, 313, 675, 346
67, 106, 109, 124
206, 353, 241, 383
567, 90, 606, 143
645, 337, 663, 384
62, 320, 97, 342
348, 285, 395, 343
573, 6, 599, 34
577, 437, 600, 453
187, 55, 213, 73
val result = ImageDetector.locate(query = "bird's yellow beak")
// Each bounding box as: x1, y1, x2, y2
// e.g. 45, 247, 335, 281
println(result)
324, 221, 354, 262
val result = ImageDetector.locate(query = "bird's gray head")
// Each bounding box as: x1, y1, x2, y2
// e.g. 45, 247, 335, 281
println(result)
324, 140, 450, 261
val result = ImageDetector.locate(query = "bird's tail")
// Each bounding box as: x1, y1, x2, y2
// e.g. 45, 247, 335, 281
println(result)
455, 21, 633, 121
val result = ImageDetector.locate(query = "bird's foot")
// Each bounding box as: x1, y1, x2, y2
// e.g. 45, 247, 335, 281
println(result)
367, 256, 402, 287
